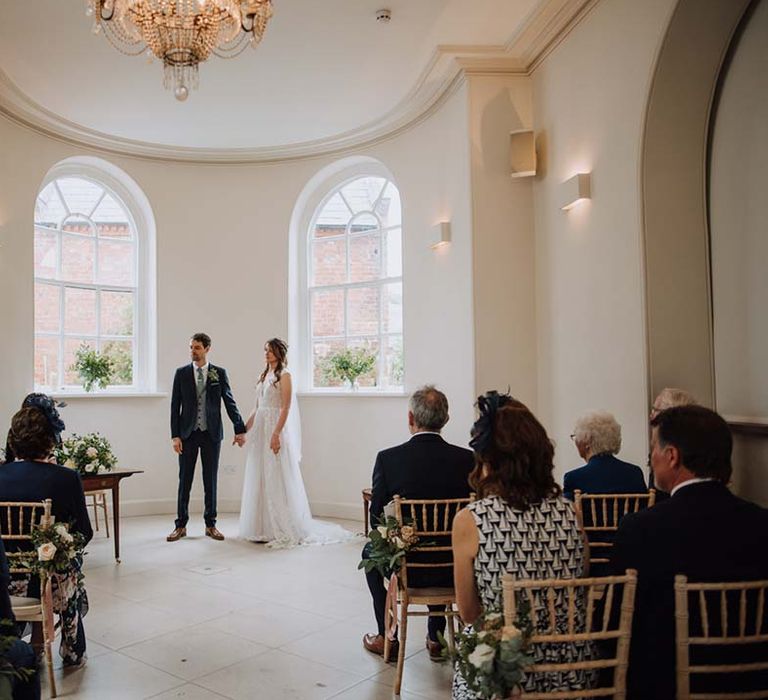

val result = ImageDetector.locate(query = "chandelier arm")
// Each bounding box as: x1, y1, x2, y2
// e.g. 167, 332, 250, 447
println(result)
98, 1, 115, 22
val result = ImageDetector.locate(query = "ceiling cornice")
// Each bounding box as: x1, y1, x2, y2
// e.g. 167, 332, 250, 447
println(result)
0, 0, 600, 164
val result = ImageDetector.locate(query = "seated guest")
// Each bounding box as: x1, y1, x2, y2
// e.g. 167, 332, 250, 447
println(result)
362, 385, 473, 660
0, 539, 39, 700
563, 411, 646, 498
3, 394, 65, 465
648, 387, 697, 498
0, 408, 92, 667
611, 405, 768, 700
452, 392, 593, 699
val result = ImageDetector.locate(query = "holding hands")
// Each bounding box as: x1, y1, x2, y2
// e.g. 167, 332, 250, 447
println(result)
233, 433, 246, 447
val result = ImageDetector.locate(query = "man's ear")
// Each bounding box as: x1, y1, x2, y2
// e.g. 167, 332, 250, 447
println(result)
667, 444, 682, 470
407, 410, 414, 427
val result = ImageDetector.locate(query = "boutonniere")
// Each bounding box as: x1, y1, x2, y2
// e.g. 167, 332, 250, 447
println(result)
208, 367, 220, 384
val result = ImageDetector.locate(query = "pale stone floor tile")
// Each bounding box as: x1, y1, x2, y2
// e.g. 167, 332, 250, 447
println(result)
373, 649, 455, 700
195, 648, 364, 700
327, 679, 434, 700
281, 620, 421, 678
147, 685, 231, 700
141, 582, 263, 624
84, 593, 204, 650
198, 601, 336, 648
121, 626, 269, 681
44, 651, 182, 700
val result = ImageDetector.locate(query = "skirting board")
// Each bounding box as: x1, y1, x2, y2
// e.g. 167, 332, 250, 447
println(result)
119, 497, 362, 523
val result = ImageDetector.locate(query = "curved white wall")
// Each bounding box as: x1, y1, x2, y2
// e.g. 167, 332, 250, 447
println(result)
710, 0, 768, 422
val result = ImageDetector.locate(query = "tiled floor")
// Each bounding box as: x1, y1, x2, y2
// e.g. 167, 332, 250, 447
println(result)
43, 514, 454, 699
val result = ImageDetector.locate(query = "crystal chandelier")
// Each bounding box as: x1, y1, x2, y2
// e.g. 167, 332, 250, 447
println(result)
85, 0, 273, 101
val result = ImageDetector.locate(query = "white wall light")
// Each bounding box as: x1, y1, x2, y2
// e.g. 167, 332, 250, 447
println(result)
429, 221, 451, 249
560, 173, 591, 211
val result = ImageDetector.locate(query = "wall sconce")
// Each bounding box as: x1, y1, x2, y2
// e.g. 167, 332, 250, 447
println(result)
560, 173, 591, 211
429, 221, 451, 249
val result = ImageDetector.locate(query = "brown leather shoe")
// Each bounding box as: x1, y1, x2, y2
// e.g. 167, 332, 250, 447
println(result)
205, 526, 225, 541
426, 636, 443, 662
362, 633, 398, 658
166, 527, 186, 542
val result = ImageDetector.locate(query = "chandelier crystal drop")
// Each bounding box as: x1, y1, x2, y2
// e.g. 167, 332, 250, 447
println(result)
86, 0, 273, 101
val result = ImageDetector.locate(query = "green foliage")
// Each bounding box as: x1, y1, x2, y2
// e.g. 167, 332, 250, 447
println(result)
71, 344, 114, 391
390, 344, 404, 385
321, 347, 376, 388
54, 432, 117, 475
0, 619, 35, 689
443, 603, 534, 698
102, 341, 133, 385
27, 522, 86, 576
357, 515, 422, 578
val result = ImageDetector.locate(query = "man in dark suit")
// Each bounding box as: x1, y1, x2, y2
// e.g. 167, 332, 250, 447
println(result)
362, 386, 474, 659
168, 333, 246, 542
612, 405, 768, 699
563, 410, 646, 498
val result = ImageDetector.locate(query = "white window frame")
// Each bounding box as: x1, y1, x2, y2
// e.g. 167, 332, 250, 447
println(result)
301, 167, 404, 394
34, 159, 157, 395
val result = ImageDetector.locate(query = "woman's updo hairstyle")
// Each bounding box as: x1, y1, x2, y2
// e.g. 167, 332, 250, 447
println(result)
7, 407, 57, 462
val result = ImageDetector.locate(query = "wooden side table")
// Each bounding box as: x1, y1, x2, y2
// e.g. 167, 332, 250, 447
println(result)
80, 469, 143, 562
362, 487, 372, 535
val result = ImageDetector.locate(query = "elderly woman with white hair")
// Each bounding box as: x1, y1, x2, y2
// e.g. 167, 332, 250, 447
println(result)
563, 411, 646, 498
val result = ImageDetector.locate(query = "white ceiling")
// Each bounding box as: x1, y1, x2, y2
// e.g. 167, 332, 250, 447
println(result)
0, 0, 543, 152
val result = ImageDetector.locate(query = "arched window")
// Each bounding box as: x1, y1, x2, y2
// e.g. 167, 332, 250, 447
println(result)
307, 175, 403, 390
34, 162, 155, 393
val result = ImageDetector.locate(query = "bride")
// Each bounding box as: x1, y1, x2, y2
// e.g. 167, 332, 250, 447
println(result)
238, 338, 355, 547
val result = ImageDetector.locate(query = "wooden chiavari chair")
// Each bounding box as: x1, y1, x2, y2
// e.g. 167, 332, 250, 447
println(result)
573, 490, 656, 570
675, 576, 768, 699
0, 498, 57, 697
502, 570, 638, 699
384, 494, 472, 695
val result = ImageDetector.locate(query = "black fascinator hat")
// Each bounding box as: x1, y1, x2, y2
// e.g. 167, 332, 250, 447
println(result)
21, 393, 66, 444
469, 390, 522, 454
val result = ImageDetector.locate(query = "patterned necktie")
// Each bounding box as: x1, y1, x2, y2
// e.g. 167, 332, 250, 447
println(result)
197, 367, 205, 395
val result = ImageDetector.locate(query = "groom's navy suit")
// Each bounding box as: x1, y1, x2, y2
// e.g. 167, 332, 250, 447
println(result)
171, 363, 245, 528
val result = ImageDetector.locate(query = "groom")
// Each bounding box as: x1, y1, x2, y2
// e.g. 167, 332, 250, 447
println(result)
168, 332, 246, 542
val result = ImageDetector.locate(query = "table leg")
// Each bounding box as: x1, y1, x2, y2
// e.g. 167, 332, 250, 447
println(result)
111, 483, 120, 563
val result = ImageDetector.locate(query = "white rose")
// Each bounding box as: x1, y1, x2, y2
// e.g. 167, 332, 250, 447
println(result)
393, 537, 405, 549
55, 524, 74, 544
86, 447, 98, 458
467, 643, 495, 669
37, 542, 57, 562
377, 525, 389, 538
64, 459, 76, 469
88, 460, 100, 472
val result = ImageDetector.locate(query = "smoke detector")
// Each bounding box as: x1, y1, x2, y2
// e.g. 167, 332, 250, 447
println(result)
376, 8, 391, 23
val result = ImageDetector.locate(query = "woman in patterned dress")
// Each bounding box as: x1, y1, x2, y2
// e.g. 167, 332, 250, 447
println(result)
452, 392, 594, 698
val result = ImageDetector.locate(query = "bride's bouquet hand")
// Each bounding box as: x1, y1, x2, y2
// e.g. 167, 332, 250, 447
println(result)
270, 433, 281, 454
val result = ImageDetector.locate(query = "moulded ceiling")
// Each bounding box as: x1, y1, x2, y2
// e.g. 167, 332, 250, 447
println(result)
0, 0, 545, 154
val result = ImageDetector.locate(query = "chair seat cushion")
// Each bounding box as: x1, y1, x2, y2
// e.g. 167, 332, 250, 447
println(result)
10, 596, 42, 620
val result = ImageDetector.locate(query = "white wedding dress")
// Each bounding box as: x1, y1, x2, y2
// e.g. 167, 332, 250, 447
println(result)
238, 370, 356, 548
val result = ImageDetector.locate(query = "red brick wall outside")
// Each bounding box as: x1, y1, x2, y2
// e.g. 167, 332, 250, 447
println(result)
310, 223, 402, 388
34, 221, 135, 389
